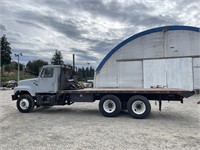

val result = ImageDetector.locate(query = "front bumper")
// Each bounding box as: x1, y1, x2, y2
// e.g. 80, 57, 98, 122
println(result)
12, 94, 18, 100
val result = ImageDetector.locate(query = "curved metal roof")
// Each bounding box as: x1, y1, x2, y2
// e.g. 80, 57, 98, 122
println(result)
96, 25, 200, 73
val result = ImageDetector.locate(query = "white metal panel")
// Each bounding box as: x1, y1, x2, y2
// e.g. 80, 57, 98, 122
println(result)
166, 58, 193, 90
95, 53, 118, 88
143, 59, 167, 88
118, 32, 164, 60
95, 29, 199, 89
118, 61, 143, 88
118, 30, 200, 61
94, 73, 99, 88
143, 58, 193, 90
165, 31, 200, 57
193, 57, 200, 89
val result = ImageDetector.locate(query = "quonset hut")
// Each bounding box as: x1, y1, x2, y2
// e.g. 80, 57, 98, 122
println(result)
95, 25, 200, 90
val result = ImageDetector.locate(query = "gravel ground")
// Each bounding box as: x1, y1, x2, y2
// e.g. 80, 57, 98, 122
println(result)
0, 90, 199, 150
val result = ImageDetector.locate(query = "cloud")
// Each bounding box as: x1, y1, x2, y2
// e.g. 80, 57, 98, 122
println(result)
0, 24, 6, 31
74, 0, 183, 26
11, 48, 57, 64
0, 0, 199, 68
16, 10, 87, 41
15, 20, 45, 30
70, 48, 99, 62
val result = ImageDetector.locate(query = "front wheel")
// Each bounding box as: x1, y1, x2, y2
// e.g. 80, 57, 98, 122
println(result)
99, 95, 121, 117
16, 94, 35, 113
127, 95, 151, 119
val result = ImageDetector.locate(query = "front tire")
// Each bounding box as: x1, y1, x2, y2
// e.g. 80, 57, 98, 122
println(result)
16, 94, 35, 113
127, 95, 151, 119
99, 95, 121, 117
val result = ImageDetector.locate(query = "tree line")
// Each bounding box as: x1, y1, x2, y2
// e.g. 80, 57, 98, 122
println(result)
1, 35, 94, 81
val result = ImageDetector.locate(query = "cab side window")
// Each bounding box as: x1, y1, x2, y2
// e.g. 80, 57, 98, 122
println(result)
41, 68, 54, 78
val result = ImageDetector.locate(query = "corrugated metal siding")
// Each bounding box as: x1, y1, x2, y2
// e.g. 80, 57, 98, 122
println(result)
117, 30, 199, 60
95, 54, 118, 88
143, 58, 193, 90
193, 57, 200, 89
143, 59, 167, 88
166, 58, 193, 90
118, 61, 143, 88
118, 32, 164, 60
165, 31, 200, 57
95, 29, 200, 90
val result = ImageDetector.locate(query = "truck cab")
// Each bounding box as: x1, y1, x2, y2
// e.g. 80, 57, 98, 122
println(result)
13, 65, 75, 96
12, 65, 82, 112
36, 65, 59, 93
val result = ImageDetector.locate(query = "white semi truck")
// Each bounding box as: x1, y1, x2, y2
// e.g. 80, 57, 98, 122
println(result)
12, 65, 194, 119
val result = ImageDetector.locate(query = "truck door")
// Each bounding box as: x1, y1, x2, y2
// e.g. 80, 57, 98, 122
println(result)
37, 67, 56, 93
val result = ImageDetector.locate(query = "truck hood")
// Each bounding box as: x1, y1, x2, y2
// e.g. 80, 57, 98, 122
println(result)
18, 78, 38, 86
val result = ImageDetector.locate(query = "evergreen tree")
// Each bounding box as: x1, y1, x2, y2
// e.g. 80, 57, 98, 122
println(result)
76, 66, 95, 81
1, 35, 12, 66
26, 59, 48, 76
51, 50, 64, 65
89, 66, 94, 79
4, 61, 23, 73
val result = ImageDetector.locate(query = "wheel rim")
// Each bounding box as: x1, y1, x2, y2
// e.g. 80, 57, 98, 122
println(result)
19, 99, 29, 110
132, 100, 146, 115
103, 99, 116, 113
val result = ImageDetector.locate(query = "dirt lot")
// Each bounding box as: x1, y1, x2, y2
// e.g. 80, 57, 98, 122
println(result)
0, 90, 199, 150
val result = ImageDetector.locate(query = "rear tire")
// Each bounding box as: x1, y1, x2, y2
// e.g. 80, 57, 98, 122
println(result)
99, 95, 121, 117
16, 94, 35, 113
127, 95, 151, 119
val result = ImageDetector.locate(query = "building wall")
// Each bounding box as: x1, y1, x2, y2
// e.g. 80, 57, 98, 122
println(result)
193, 57, 200, 90
143, 57, 193, 90
95, 27, 200, 90
118, 61, 143, 88
117, 30, 200, 61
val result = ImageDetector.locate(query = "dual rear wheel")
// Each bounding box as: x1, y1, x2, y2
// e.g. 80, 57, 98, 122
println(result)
99, 95, 151, 119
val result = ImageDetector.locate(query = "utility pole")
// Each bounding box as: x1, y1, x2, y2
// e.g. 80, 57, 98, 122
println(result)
73, 54, 75, 75
86, 62, 90, 81
15, 53, 22, 84
0, 37, 1, 88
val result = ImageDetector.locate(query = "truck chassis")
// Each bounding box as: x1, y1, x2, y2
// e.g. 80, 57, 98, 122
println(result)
12, 87, 194, 119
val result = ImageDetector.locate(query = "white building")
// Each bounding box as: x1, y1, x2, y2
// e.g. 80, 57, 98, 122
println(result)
95, 25, 200, 90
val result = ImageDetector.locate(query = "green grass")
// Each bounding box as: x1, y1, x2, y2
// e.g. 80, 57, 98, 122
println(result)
1, 71, 37, 82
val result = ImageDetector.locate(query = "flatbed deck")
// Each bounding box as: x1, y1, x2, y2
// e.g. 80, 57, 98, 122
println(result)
59, 88, 194, 98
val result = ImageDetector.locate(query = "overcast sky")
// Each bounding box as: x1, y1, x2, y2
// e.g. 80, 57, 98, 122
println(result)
0, 0, 199, 68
